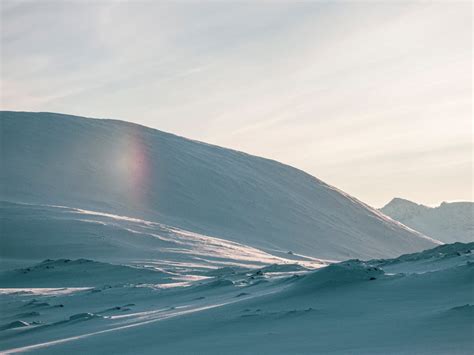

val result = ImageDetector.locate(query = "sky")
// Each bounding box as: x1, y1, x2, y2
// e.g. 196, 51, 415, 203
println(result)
1, 1, 472, 207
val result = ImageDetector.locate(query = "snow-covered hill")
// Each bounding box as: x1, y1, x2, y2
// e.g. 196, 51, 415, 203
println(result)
0, 111, 438, 260
381, 198, 473, 243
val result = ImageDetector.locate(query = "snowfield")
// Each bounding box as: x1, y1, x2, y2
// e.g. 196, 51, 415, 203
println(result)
0, 111, 471, 354
0, 241, 472, 354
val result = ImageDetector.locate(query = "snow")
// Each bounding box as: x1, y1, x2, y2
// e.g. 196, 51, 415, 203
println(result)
1, 111, 469, 354
381, 198, 474, 243
0, 259, 174, 288
371, 241, 474, 274
1, 111, 438, 261
0, 242, 472, 354
0, 200, 325, 273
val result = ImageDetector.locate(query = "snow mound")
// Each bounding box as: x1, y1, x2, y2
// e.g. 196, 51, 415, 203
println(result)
296, 260, 384, 290
436, 304, 474, 323
448, 304, 474, 313
196, 279, 235, 289
380, 242, 473, 264
68, 313, 102, 322
259, 264, 308, 273
372, 242, 474, 274
0, 320, 29, 331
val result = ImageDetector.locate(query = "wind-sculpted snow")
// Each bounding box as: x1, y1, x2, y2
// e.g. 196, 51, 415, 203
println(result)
0, 243, 472, 354
0, 201, 325, 274
1, 111, 439, 260
294, 259, 384, 291
371, 241, 474, 274
0, 259, 174, 288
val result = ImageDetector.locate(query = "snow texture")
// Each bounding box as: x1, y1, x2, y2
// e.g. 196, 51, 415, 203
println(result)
0, 242, 472, 354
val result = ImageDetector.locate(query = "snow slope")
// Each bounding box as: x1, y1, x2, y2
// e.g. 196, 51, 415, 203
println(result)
381, 198, 473, 243
0, 242, 472, 354
0, 259, 174, 288
0, 201, 325, 273
0, 111, 438, 260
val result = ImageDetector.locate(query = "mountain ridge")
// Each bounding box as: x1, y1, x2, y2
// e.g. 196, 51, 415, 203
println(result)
381, 198, 473, 243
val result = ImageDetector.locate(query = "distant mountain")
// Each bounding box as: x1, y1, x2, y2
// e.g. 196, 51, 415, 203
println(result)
381, 198, 473, 243
0, 111, 438, 261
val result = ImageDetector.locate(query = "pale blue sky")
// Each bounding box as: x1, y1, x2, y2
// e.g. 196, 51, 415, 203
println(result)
1, 1, 472, 207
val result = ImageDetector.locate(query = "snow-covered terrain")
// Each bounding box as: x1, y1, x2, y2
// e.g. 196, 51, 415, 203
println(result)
0, 200, 325, 273
0, 242, 472, 354
381, 198, 473, 243
1, 111, 438, 261
2, 111, 470, 354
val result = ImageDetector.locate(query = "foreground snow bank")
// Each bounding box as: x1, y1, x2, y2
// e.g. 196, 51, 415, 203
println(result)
0, 242, 472, 354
